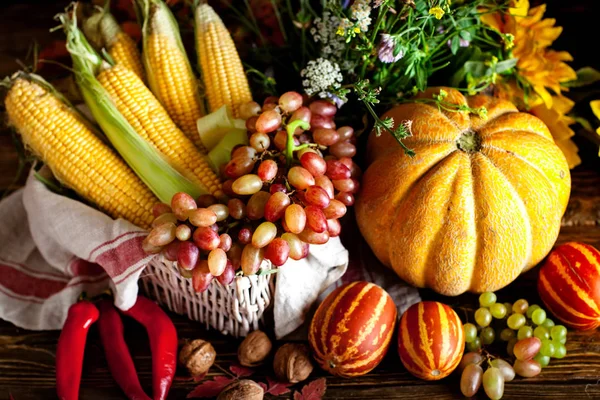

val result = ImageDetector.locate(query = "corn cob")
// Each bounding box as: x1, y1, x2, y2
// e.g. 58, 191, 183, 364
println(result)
136, 0, 206, 150
97, 64, 223, 198
4, 73, 157, 229
194, 3, 253, 118
82, 4, 145, 80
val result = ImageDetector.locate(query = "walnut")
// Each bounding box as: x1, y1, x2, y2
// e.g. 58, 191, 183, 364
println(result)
217, 379, 264, 400
178, 339, 216, 376
238, 330, 272, 367
273, 343, 313, 383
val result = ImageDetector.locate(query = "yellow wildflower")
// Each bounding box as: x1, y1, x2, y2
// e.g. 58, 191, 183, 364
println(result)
591, 100, 600, 135
429, 6, 445, 19
530, 95, 580, 169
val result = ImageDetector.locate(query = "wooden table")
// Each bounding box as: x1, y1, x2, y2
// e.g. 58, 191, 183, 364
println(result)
1, 1, 600, 399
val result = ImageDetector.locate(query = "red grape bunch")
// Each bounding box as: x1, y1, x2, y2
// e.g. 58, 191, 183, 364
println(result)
143, 92, 361, 293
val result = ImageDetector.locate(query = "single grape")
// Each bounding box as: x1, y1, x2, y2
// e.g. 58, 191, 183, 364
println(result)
241, 244, 265, 275
309, 99, 337, 117
503, 303, 513, 313
238, 101, 261, 119
541, 318, 555, 329
246, 116, 258, 133
273, 130, 289, 150
558, 336, 567, 345
490, 303, 507, 319
289, 106, 311, 124
330, 141, 357, 158
177, 241, 200, 270
231, 145, 257, 160
533, 326, 550, 340
252, 222, 278, 248
526, 304, 541, 319
257, 159, 278, 181
500, 328, 516, 342
298, 227, 330, 245
337, 126, 354, 141
175, 224, 192, 241
458, 352, 485, 373
264, 191, 291, 222
262, 103, 278, 112
284, 204, 307, 234
514, 337, 542, 361
517, 326, 533, 340
326, 218, 342, 237
323, 199, 347, 220
531, 308, 547, 325
232, 174, 263, 195
305, 185, 331, 209
491, 359, 515, 382
281, 232, 309, 260
224, 157, 256, 179
467, 337, 482, 352
482, 367, 504, 400
255, 109, 282, 133
533, 353, 550, 368
550, 325, 568, 341
222, 179, 236, 197
218, 233, 232, 252
460, 364, 483, 398
237, 227, 252, 245
507, 313, 526, 330
539, 339, 555, 357
193, 226, 221, 251
269, 183, 287, 195
513, 359, 541, 378
480, 327, 495, 345
264, 238, 290, 267
333, 178, 358, 193
192, 260, 213, 293
246, 191, 271, 220
249, 132, 271, 152
313, 128, 340, 146
188, 208, 218, 227
263, 95, 279, 105
325, 160, 351, 180
216, 261, 235, 286
152, 203, 172, 218
335, 191, 355, 206
464, 323, 478, 343
305, 205, 328, 233
507, 338, 518, 357
228, 198, 246, 220
475, 308, 492, 327
553, 343, 567, 359
208, 248, 227, 276
479, 292, 497, 307
300, 152, 327, 177
288, 166, 316, 190
278, 91, 303, 113
315, 175, 335, 199
310, 114, 335, 130
152, 212, 177, 228
171, 192, 197, 220
163, 241, 181, 262
207, 204, 229, 222
512, 299, 529, 314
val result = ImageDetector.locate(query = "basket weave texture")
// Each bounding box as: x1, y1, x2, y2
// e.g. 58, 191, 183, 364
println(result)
141, 255, 274, 337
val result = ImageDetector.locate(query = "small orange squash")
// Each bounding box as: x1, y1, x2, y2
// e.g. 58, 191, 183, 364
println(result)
398, 301, 464, 380
308, 281, 397, 378
538, 242, 600, 330
356, 88, 571, 295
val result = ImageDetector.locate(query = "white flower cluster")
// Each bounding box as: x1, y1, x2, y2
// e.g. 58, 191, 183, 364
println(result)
301, 58, 344, 98
310, 11, 346, 60
350, 0, 372, 32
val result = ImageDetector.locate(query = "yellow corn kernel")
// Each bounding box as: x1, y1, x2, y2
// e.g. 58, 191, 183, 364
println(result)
109, 31, 145, 80
4, 75, 157, 229
195, 4, 253, 118
97, 64, 223, 198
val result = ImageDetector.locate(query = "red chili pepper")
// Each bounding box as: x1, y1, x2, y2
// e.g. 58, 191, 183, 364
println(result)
56, 301, 99, 400
121, 296, 178, 400
97, 299, 152, 400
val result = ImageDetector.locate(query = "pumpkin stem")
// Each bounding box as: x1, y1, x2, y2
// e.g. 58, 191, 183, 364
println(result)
457, 130, 481, 153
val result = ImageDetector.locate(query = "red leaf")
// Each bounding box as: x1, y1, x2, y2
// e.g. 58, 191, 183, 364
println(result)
229, 363, 255, 378
187, 376, 235, 398
258, 382, 268, 392
193, 371, 208, 382
265, 376, 292, 396
293, 378, 327, 400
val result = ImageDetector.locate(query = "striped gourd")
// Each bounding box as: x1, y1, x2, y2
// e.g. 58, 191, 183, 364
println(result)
97, 64, 223, 198
4, 73, 156, 229
308, 281, 397, 378
398, 301, 464, 380
137, 0, 206, 150
538, 242, 600, 330
194, 3, 253, 118
82, 5, 145, 80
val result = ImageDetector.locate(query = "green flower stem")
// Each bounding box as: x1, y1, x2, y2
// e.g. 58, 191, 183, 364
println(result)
361, 98, 414, 156
285, 120, 311, 167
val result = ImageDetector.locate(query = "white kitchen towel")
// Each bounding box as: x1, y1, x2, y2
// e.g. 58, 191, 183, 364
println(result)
0, 168, 420, 333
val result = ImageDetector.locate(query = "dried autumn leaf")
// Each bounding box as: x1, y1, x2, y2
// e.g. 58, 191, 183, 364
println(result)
229, 363, 256, 378
187, 375, 235, 398
293, 378, 327, 400
264, 376, 293, 396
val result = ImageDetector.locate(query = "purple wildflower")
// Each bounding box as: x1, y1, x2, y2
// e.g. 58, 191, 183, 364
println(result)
377, 34, 403, 63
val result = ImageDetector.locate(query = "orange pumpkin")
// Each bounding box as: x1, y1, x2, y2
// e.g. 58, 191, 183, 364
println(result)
356, 88, 571, 295
308, 281, 397, 378
538, 242, 600, 330
398, 301, 464, 380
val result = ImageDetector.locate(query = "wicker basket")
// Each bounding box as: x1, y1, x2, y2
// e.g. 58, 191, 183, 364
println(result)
140, 255, 274, 337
